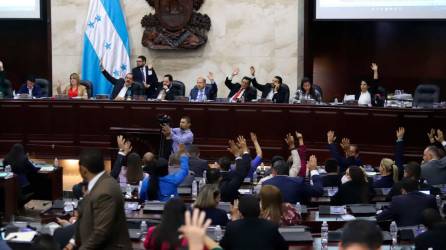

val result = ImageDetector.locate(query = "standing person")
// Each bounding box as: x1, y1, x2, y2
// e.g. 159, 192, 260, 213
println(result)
161, 116, 194, 153
64, 149, 131, 250
131, 56, 158, 98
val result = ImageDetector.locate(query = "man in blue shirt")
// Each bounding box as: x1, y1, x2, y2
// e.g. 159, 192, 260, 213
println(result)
161, 116, 194, 153
189, 72, 218, 101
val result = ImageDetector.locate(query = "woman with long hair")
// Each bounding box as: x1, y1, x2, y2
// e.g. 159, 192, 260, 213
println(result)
332, 166, 372, 205
56, 73, 88, 98
126, 152, 144, 185
3, 143, 38, 187
194, 184, 228, 226
259, 185, 300, 226
293, 77, 322, 102
373, 158, 399, 188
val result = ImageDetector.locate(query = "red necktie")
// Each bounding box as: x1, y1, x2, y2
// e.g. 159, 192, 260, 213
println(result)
232, 88, 243, 101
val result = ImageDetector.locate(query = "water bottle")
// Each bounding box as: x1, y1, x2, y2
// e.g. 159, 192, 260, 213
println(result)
198, 177, 206, 190
390, 221, 398, 246
4, 165, 11, 173
54, 157, 59, 168
252, 171, 258, 183
215, 225, 222, 241
334, 98, 338, 104
321, 221, 328, 249
295, 202, 302, 216
126, 184, 132, 198
140, 221, 148, 236
192, 180, 198, 198
203, 170, 207, 183
436, 195, 442, 210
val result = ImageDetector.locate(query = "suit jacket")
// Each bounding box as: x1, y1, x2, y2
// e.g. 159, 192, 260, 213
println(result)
376, 191, 437, 227
153, 82, 178, 101
219, 153, 251, 202
224, 77, 257, 102
322, 174, 341, 187
373, 175, 395, 189
251, 78, 289, 103
220, 218, 287, 250
386, 178, 441, 201
189, 81, 218, 101
327, 143, 363, 174
415, 223, 446, 250
131, 66, 158, 98
0, 71, 13, 98
102, 70, 142, 99
421, 156, 446, 185
263, 175, 323, 204
331, 181, 373, 205
188, 157, 209, 177
75, 173, 132, 250
18, 84, 42, 98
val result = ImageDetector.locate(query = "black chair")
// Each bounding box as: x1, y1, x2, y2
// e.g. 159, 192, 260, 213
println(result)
1, 79, 13, 98
314, 84, 323, 99
172, 80, 186, 96
35, 78, 50, 97
206, 83, 217, 100
132, 81, 145, 96
80, 80, 93, 98
282, 83, 290, 103
413, 84, 440, 108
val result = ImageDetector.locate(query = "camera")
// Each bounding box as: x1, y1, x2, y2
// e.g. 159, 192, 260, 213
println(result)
157, 114, 171, 125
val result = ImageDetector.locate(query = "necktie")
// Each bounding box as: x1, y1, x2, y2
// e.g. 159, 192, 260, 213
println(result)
231, 88, 243, 102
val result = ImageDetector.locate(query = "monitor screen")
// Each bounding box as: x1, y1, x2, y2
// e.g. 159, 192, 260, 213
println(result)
0, 0, 41, 19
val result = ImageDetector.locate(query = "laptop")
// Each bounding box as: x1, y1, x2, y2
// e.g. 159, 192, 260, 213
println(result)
279, 227, 313, 243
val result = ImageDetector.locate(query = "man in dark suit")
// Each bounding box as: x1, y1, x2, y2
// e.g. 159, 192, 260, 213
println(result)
189, 72, 218, 101
101, 62, 142, 100
187, 145, 209, 177
376, 178, 437, 227
327, 131, 362, 174
225, 67, 257, 102
249, 66, 289, 103
0, 61, 13, 98
220, 195, 287, 250
263, 156, 323, 204
64, 148, 131, 250
153, 74, 179, 101
131, 55, 158, 98
17, 75, 42, 98
322, 158, 341, 187
415, 209, 446, 250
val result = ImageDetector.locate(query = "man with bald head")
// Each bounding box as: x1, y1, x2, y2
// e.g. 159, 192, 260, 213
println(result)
189, 72, 218, 101
421, 146, 446, 185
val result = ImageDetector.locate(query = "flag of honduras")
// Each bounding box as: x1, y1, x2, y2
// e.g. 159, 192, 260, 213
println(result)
82, 0, 130, 96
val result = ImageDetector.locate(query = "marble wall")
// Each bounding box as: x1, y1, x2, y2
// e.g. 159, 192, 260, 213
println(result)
52, 0, 304, 97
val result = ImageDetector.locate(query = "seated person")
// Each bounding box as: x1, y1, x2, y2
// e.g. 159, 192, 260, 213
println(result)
220, 195, 287, 250
0, 60, 13, 98
322, 158, 341, 187
131, 56, 158, 99
327, 131, 362, 174
206, 137, 251, 202
153, 74, 180, 101
100, 61, 142, 100
262, 155, 323, 204
376, 178, 437, 226
169, 153, 194, 188
259, 185, 300, 226
187, 145, 209, 177
340, 220, 383, 250
415, 208, 446, 250
373, 158, 399, 188
249, 66, 288, 103
17, 75, 42, 98
139, 145, 189, 202
31, 234, 60, 250
421, 145, 446, 185
293, 77, 321, 103
193, 184, 229, 227
284, 132, 305, 177
353, 63, 382, 106
55, 73, 88, 98
3, 143, 39, 192
189, 72, 217, 101
332, 166, 373, 205
225, 67, 257, 102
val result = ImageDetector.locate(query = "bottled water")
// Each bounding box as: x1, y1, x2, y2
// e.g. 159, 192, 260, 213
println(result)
198, 177, 206, 190
321, 221, 328, 249
215, 225, 222, 241
140, 221, 148, 236
54, 157, 59, 167
126, 184, 132, 198
436, 195, 442, 210
295, 202, 302, 216
252, 171, 258, 183
192, 180, 198, 198
4, 165, 11, 173
203, 170, 207, 183
390, 221, 398, 246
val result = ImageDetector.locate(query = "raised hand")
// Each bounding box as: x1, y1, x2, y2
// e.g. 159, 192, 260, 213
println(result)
250, 66, 255, 76
227, 140, 241, 157
117, 135, 132, 155
295, 131, 304, 146
237, 136, 248, 153
161, 124, 172, 137
284, 133, 295, 149
232, 67, 240, 77
250, 132, 258, 143
207, 72, 214, 81
396, 127, 405, 140
427, 128, 436, 144
147, 64, 153, 70
435, 129, 445, 143
307, 155, 318, 171
327, 130, 336, 144
340, 138, 351, 151
371, 63, 378, 71
230, 199, 241, 221
179, 209, 212, 250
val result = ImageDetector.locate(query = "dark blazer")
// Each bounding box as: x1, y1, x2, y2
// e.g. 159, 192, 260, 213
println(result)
189, 81, 218, 101
200, 207, 229, 227
386, 178, 441, 201
17, 84, 42, 98
110, 153, 125, 180
322, 174, 341, 187
219, 153, 251, 202
153, 82, 178, 101
188, 157, 209, 177
131, 66, 158, 98
102, 70, 142, 99
220, 217, 287, 250
75, 173, 132, 249
331, 181, 372, 205
251, 78, 289, 103
415, 223, 446, 250
373, 175, 395, 189
0, 71, 13, 98
224, 77, 257, 102
262, 175, 324, 204
328, 143, 363, 174
376, 191, 437, 227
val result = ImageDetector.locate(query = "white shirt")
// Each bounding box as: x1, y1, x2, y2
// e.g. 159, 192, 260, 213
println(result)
266, 89, 274, 100
117, 85, 129, 98
87, 171, 106, 192
358, 91, 371, 105
141, 67, 147, 83
28, 88, 33, 96
157, 89, 166, 100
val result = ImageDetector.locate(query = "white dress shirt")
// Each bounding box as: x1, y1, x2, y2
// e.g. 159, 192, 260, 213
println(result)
358, 91, 372, 105
117, 86, 129, 98
266, 89, 274, 100
87, 171, 106, 192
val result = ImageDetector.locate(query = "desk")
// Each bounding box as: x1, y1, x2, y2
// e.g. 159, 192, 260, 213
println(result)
1, 100, 444, 164
33, 168, 63, 200
0, 175, 18, 222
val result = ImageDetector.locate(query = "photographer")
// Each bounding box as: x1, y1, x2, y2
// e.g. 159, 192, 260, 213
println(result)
161, 116, 194, 154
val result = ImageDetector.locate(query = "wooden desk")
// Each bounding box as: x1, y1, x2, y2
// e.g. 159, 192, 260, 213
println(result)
32, 168, 63, 200
0, 175, 18, 222
0, 99, 444, 165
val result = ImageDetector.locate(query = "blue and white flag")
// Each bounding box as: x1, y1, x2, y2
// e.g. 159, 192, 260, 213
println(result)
82, 0, 130, 96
